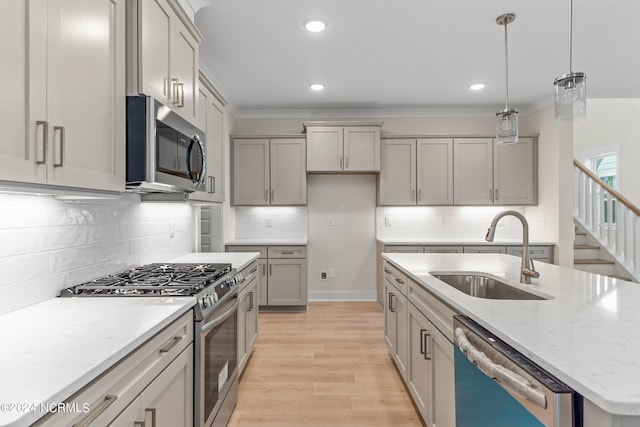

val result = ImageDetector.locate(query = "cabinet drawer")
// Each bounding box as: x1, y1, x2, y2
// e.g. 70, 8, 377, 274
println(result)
408, 278, 457, 342
423, 245, 464, 253
463, 245, 506, 254
383, 245, 424, 253
268, 246, 307, 258
34, 311, 193, 426
226, 245, 267, 259
383, 260, 408, 295
506, 245, 550, 259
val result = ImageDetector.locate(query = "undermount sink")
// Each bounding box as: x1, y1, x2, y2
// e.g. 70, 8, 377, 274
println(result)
429, 272, 550, 301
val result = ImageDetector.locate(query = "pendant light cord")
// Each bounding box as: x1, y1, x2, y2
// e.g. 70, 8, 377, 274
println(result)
503, 19, 509, 111
568, 0, 574, 72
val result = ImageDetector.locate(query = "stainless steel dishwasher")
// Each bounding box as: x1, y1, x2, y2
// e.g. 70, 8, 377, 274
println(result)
453, 315, 583, 427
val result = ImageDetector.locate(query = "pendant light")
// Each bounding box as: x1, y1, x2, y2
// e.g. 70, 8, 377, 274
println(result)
496, 13, 518, 145
554, 0, 586, 120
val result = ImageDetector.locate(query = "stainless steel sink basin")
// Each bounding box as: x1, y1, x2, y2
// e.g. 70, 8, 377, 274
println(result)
430, 272, 549, 300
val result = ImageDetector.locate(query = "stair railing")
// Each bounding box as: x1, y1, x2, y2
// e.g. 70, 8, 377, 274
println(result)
574, 159, 640, 279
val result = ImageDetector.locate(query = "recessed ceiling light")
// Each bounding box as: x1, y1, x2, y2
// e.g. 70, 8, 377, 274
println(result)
304, 18, 327, 33
309, 83, 325, 91
469, 82, 487, 91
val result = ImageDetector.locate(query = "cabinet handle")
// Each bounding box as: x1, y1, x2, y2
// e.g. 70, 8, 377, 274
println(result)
395, 278, 404, 285
145, 408, 157, 427
36, 120, 48, 165
423, 333, 432, 360
280, 251, 294, 255
389, 293, 395, 313
383, 268, 391, 274
269, 264, 272, 276
418, 189, 422, 202
53, 126, 65, 167
134, 422, 145, 427
72, 395, 118, 427
247, 292, 254, 311
340, 156, 343, 169
249, 267, 258, 274
411, 190, 415, 201
495, 189, 499, 201
271, 189, 275, 202
209, 176, 215, 194
262, 263, 266, 275
177, 82, 185, 108
171, 78, 180, 104
159, 335, 183, 354
345, 156, 349, 168
419, 329, 427, 355
489, 189, 493, 201
265, 189, 268, 202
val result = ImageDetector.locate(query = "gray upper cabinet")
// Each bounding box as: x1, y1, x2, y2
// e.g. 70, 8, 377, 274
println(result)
232, 137, 306, 206
306, 124, 381, 172
380, 138, 453, 205
453, 137, 537, 205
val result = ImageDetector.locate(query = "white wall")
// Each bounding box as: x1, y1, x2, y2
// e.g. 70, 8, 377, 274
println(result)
307, 174, 377, 301
0, 193, 196, 314
574, 99, 640, 207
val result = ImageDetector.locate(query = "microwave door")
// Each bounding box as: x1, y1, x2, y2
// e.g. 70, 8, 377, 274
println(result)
156, 125, 179, 174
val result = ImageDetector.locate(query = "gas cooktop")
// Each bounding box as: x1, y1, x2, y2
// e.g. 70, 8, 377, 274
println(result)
60, 263, 233, 297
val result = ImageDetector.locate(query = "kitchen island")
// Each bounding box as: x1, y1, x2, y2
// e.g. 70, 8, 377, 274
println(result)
382, 252, 640, 426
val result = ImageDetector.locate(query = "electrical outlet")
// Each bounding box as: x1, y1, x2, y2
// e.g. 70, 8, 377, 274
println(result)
320, 271, 327, 280
328, 268, 335, 278
265, 218, 272, 227
385, 216, 392, 227
169, 221, 175, 238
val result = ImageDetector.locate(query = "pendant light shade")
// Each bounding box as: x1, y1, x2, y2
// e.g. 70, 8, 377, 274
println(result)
554, 0, 586, 120
495, 13, 518, 144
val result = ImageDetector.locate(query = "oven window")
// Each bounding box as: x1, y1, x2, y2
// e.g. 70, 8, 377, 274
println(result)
204, 309, 238, 419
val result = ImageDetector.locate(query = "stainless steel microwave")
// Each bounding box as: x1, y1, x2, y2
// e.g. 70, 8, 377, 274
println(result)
126, 96, 206, 193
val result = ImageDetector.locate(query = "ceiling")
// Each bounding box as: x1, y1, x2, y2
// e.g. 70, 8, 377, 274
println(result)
195, 0, 640, 118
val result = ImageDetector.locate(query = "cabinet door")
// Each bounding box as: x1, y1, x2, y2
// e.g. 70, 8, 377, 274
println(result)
270, 138, 307, 205
394, 291, 409, 381
108, 397, 142, 427
430, 320, 456, 427
267, 259, 307, 306
493, 137, 536, 205
45, 0, 125, 191
139, 0, 172, 105
171, 18, 199, 122
257, 259, 268, 306
453, 138, 493, 205
237, 286, 248, 372
0, 1, 46, 184
383, 280, 396, 352
344, 126, 380, 171
380, 139, 416, 205
246, 278, 259, 355
407, 304, 431, 423
189, 85, 224, 202
139, 344, 193, 427
233, 139, 269, 205
306, 126, 344, 171
417, 139, 453, 205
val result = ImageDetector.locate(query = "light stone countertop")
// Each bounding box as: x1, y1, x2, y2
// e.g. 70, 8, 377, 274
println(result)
377, 238, 556, 246
382, 253, 640, 417
0, 297, 195, 427
225, 239, 308, 246
171, 252, 260, 271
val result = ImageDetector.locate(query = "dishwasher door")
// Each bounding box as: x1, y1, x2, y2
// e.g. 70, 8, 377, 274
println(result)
453, 315, 582, 427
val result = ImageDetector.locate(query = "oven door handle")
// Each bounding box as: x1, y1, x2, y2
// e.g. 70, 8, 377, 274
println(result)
201, 298, 239, 334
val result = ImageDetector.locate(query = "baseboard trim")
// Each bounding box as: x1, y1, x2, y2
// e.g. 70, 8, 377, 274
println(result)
309, 290, 377, 301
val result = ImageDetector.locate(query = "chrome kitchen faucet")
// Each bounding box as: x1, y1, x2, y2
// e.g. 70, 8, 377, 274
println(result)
485, 210, 540, 284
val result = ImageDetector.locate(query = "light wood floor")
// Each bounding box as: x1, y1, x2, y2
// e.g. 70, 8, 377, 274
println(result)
228, 302, 423, 427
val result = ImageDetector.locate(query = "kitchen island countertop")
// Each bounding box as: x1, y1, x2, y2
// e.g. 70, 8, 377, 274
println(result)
382, 253, 640, 417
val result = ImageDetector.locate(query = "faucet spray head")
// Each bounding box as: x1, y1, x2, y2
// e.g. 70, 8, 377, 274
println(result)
485, 226, 496, 242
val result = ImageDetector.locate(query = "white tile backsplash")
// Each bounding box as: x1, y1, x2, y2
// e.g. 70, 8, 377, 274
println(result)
234, 206, 307, 240
376, 206, 527, 240
0, 193, 196, 314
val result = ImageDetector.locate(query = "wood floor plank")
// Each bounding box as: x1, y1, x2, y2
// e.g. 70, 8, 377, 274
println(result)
229, 302, 423, 426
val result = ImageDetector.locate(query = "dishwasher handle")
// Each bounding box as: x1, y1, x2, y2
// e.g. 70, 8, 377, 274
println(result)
454, 326, 547, 410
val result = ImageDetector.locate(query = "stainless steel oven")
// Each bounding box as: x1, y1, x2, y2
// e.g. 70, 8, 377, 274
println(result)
195, 285, 239, 427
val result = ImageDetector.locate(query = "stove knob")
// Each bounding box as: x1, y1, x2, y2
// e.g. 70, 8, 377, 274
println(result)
201, 297, 210, 308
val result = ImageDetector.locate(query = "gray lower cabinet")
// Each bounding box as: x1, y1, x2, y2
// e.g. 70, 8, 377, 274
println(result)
35, 312, 193, 427
383, 260, 457, 427
226, 245, 308, 309
238, 261, 259, 375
